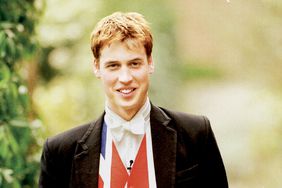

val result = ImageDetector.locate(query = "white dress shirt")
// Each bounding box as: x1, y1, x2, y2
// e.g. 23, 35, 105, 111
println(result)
104, 98, 150, 168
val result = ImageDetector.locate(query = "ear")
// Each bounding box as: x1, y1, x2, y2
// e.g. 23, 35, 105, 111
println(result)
92, 59, 101, 78
148, 56, 154, 74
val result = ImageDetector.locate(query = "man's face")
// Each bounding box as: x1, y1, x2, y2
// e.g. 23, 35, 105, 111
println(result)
94, 39, 154, 119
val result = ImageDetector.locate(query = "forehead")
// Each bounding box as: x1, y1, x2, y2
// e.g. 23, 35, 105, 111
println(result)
99, 39, 146, 63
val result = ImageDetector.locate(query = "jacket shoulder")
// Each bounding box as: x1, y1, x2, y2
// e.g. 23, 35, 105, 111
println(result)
159, 107, 211, 141
160, 107, 210, 129
45, 121, 95, 155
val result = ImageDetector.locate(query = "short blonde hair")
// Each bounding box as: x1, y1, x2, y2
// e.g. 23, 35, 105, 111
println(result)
90, 12, 153, 61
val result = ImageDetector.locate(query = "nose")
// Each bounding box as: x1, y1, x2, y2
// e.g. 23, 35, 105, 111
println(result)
118, 67, 133, 84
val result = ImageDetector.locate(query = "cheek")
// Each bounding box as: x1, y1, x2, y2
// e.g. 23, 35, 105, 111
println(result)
136, 72, 150, 84
101, 74, 116, 88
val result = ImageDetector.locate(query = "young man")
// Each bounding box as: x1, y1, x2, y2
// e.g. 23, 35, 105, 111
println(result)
39, 12, 228, 188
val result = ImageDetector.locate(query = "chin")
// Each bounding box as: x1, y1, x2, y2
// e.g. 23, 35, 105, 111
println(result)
119, 99, 142, 110
119, 101, 137, 110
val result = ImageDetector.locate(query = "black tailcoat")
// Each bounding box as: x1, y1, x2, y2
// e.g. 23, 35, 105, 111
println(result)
39, 104, 228, 188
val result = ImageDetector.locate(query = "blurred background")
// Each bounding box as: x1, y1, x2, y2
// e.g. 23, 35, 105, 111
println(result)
1, 0, 282, 187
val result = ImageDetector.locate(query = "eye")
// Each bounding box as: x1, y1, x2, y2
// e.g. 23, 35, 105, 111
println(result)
130, 61, 141, 68
106, 63, 119, 70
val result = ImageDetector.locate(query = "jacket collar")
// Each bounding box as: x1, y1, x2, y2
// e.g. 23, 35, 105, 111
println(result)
71, 104, 177, 188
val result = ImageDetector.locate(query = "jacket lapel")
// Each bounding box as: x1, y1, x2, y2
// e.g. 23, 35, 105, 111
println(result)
70, 113, 104, 188
150, 105, 177, 188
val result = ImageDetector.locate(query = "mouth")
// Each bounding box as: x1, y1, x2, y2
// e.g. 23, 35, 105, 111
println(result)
117, 88, 136, 95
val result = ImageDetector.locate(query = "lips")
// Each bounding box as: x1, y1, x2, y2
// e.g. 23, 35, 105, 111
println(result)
117, 88, 136, 94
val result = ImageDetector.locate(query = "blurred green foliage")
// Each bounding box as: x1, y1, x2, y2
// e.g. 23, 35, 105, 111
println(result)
0, 0, 43, 187
174, 62, 223, 81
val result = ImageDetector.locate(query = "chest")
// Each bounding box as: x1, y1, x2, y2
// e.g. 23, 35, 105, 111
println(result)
98, 122, 157, 188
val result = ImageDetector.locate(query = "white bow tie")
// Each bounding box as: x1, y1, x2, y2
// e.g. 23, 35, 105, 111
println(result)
110, 114, 146, 142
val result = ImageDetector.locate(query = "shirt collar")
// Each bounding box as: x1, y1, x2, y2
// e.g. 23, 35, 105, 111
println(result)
104, 98, 151, 142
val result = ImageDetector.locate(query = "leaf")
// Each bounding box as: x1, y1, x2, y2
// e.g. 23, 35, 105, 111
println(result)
0, 63, 11, 89
0, 22, 15, 30
5, 126, 20, 155
9, 119, 29, 128
0, 130, 9, 159
0, 168, 14, 184
0, 31, 7, 57
0, 174, 2, 186
6, 37, 17, 63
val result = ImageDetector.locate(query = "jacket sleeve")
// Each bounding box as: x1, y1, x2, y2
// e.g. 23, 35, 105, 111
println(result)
39, 139, 60, 188
200, 116, 228, 188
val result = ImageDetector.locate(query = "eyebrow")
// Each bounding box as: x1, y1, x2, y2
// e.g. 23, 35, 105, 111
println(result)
104, 58, 143, 66
128, 58, 143, 63
104, 60, 119, 66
